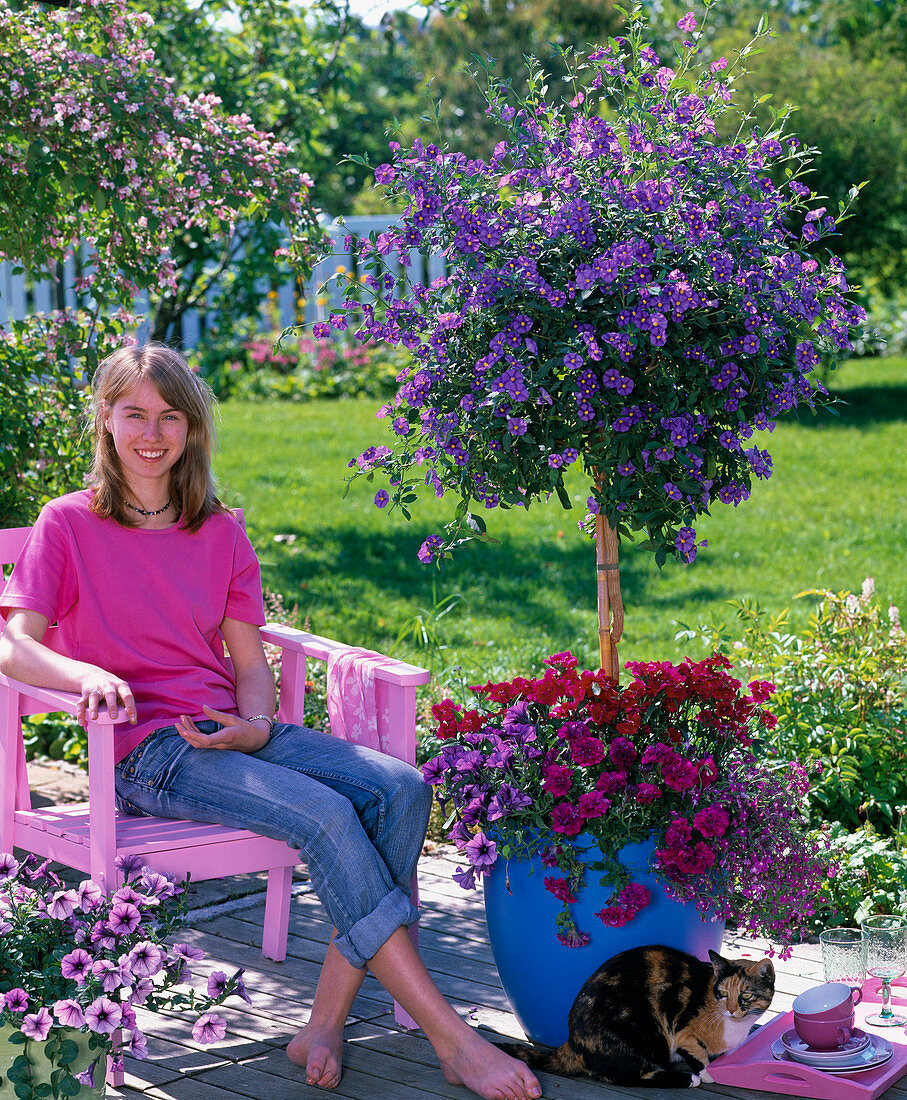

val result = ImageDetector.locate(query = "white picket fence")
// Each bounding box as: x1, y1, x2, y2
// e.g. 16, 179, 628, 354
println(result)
0, 215, 444, 346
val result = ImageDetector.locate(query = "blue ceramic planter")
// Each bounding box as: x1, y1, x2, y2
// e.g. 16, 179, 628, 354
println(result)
483, 835, 725, 1048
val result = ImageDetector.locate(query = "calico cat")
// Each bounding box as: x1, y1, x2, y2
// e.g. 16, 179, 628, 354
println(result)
498, 944, 774, 1089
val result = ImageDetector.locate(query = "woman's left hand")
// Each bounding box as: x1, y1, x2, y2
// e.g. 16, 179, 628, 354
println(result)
177, 706, 271, 753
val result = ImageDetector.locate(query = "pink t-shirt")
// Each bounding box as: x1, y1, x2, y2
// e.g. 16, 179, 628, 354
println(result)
0, 490, 266, 761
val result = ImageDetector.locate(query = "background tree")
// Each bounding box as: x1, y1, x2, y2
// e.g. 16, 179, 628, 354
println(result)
361, 0, 625, 172
0, 0, 323, 523
647, 0, 907, 292
133, 0, 432, 338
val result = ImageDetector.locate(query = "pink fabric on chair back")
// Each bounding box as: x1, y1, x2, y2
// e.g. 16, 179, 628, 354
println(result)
325, 647, 392, 752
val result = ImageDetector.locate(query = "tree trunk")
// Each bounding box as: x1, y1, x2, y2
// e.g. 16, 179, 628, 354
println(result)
594, 501, 623, 681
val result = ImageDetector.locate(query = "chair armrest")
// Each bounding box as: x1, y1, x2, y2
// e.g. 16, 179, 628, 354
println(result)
259, 624, 430, 687
0, 672, 130, 724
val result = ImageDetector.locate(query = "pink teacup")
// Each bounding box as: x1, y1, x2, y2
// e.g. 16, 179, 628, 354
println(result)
792, 982, 862, 1020
793, 1014, 853, 1050
792, 982, 862, 1049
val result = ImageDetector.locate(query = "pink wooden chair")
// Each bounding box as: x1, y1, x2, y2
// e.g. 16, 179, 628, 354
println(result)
0, 523, 430, 1037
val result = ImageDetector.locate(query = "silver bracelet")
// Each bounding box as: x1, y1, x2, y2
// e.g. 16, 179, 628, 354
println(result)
245, 714, 275, 735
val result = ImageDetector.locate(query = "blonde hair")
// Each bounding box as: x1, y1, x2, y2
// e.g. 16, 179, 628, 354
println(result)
89, 344, 226, 533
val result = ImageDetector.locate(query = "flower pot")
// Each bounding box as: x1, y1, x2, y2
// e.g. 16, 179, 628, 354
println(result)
0, 1024, 106, 1098
484, 836, 725, 1048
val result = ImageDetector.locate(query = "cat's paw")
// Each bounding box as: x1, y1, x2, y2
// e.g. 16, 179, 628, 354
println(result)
699, 1067, 714, 1084
689, 1073, 702, 1088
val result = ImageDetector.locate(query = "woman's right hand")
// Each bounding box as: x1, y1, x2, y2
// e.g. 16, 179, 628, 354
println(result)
1, 609, 137, 726
76, 669, 137, 726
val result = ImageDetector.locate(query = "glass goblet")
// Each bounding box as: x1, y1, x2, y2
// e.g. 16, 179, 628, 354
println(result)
861, 914, 907, 1026
820, 926, 865, 988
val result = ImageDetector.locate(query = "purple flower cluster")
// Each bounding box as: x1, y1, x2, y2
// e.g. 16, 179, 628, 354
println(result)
0, 852, 248, 1088
324, 4, 865, 566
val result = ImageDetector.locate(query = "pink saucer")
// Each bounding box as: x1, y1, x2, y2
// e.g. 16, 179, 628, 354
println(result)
781, 1027, 870, 1058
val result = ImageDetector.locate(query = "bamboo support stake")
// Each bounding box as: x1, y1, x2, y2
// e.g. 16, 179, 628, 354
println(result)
595, 508, 623, 682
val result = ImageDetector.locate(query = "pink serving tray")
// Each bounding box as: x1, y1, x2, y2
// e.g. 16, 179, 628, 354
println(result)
709, 979, 907, 1100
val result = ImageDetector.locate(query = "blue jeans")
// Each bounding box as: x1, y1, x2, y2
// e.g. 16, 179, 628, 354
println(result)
113, 721, 433, 969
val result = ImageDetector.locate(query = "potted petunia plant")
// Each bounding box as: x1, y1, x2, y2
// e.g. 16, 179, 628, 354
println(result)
0, 852, 248, 1100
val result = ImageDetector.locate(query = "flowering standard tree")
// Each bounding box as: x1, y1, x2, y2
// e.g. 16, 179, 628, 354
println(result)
312, 0, 865, 673
0, 0, 325, 525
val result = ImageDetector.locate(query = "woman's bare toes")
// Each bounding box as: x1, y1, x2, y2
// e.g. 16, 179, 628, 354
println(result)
287, 1022, 344, 1089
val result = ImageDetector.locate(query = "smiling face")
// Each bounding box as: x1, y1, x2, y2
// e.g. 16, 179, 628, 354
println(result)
103, 378, 189, 501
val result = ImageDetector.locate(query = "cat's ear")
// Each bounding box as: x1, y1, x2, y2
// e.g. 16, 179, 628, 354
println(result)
708, 949, 727, 969
754, 958, 775, 979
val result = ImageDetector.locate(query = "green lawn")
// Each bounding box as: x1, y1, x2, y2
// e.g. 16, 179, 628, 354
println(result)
214, 356, 907, 691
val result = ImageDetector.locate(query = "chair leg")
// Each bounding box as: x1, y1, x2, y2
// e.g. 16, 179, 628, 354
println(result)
106, 1031, 125, 1087
261, 865, 293, 962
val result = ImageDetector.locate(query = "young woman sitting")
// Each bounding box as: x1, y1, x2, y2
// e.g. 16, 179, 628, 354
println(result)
0, 343, 541, 1100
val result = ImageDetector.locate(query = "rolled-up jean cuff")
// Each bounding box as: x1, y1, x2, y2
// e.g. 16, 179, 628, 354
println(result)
333, 887, 420, 969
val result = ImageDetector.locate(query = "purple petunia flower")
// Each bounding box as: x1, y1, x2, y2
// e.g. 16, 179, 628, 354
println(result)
85, 996, 122, 1035
76, 879, 104, 911
452, 864, 477, 890
312, 321, 331, 339
74, 1061, 102, 1088
464, 831, 497, 869
54, 999, 87, 1028
108, 901, 141, 936
21, 1007, 53, 1041
207, 971, 229, 998
60, 948, 93, 983
129, 1029, 149, 1059
374, 490, 390, 508
127, 940, 165, 979
46, 889, 79, 920
192, 1013, 228, 1045
114, 853, 145, 876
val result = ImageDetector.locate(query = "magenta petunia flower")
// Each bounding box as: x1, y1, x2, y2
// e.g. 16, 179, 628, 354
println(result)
4, 988, 29, 1013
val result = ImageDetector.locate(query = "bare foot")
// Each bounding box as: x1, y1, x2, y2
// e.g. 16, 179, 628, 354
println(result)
287, 1022, 344, 1089
438, 1028, 542, 1100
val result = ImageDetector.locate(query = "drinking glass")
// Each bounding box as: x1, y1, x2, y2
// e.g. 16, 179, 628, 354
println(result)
861, 914, 907, 1026
820, 927, 865, 987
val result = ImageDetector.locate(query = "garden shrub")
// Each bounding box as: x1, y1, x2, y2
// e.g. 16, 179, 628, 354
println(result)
812, 822, 907, 927
678, 580, 907, 835
0, 315, 92, 527
191, 327, 409, 402
22, 712, 87, 764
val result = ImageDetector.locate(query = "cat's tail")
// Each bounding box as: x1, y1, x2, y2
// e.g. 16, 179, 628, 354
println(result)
495, 1039, 585, 1076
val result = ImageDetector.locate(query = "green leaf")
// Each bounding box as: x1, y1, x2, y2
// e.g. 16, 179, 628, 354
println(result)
57, 1040, 79, 1066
